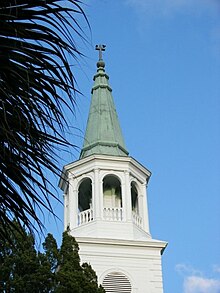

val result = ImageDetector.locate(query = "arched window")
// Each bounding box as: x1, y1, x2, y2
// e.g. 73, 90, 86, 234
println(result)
78, 178, 92, 212
103, 175, 122, 208
102, 272, 132, 293
131, 181, 138, 214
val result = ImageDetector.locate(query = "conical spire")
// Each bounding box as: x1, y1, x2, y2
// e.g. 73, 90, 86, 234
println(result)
80, 45, 128, 159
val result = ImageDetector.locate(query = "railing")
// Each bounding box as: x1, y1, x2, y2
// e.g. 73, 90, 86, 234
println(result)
78, 208, 142, 227
78, 209, 93, 225
132, 211, 142, 228
103, 207, 123, 221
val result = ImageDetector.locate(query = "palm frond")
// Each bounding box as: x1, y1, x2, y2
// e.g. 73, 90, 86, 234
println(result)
0, 0, 89, 240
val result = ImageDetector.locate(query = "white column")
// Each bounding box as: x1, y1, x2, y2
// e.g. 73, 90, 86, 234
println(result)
141, 182, 150, 233
121, 174, 126, 221
94, 168, 101, 220
68, 179, 78, 230
124, 171, 132, 222
100, 174, 104, 219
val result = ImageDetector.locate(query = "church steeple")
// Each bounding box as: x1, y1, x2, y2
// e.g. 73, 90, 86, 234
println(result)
59, 47, 167, 293
80, 45, 128, 159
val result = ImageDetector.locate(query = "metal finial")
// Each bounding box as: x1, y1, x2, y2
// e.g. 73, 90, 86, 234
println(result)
95, 44, 106, 60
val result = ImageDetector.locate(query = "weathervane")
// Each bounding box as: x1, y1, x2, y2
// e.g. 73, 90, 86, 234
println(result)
95, 44, 106, 60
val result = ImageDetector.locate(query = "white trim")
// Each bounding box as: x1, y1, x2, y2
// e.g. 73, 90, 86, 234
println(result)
76, 236, 167, 251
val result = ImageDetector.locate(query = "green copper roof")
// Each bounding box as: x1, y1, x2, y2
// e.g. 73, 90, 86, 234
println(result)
80, 53, 128, 159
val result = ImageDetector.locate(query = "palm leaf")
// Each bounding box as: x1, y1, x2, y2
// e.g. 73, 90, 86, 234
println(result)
0, 0, 89, 240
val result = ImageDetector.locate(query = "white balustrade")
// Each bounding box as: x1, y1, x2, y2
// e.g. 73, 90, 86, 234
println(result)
103, 207, 123, 221
78, 208, 93, 225
78, 208, 142, 226
132, 211, 142, 228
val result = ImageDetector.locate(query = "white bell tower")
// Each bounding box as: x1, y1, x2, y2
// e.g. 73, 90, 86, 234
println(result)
59, 46, 167, 293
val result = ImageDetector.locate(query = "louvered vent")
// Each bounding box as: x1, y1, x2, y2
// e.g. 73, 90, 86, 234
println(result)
102, 272, 132, 293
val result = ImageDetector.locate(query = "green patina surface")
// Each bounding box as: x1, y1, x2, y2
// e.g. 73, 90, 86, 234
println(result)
80, 59, 128, 158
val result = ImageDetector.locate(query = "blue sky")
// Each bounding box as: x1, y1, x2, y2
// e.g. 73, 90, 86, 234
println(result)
44, 1, 220, 292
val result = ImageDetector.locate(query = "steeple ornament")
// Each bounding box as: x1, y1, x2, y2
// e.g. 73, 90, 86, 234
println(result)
95, 44, 106, 60
95, 44, 106, 68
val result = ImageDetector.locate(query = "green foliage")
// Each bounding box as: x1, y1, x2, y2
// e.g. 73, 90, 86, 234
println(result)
43, 233, 59, 273
0, 0, 89, 240
0, 223, 104, 292
0, 222, 53, 292
55, 231, 105, 293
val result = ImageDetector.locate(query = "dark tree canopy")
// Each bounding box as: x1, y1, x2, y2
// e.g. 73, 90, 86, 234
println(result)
0, 0, 89, 239
0, 222, 105, 292
55, 232, 105, 293
0, 222, 54, 292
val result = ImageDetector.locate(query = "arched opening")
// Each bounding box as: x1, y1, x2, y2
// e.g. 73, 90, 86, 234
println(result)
79, 178, 92, 211
103, 175, 122, 221
131, 181, 142, 227
131, 181, 138, 214
78, 178, 93, 225
102, 272, 132, 293
103, 175, 122, 208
